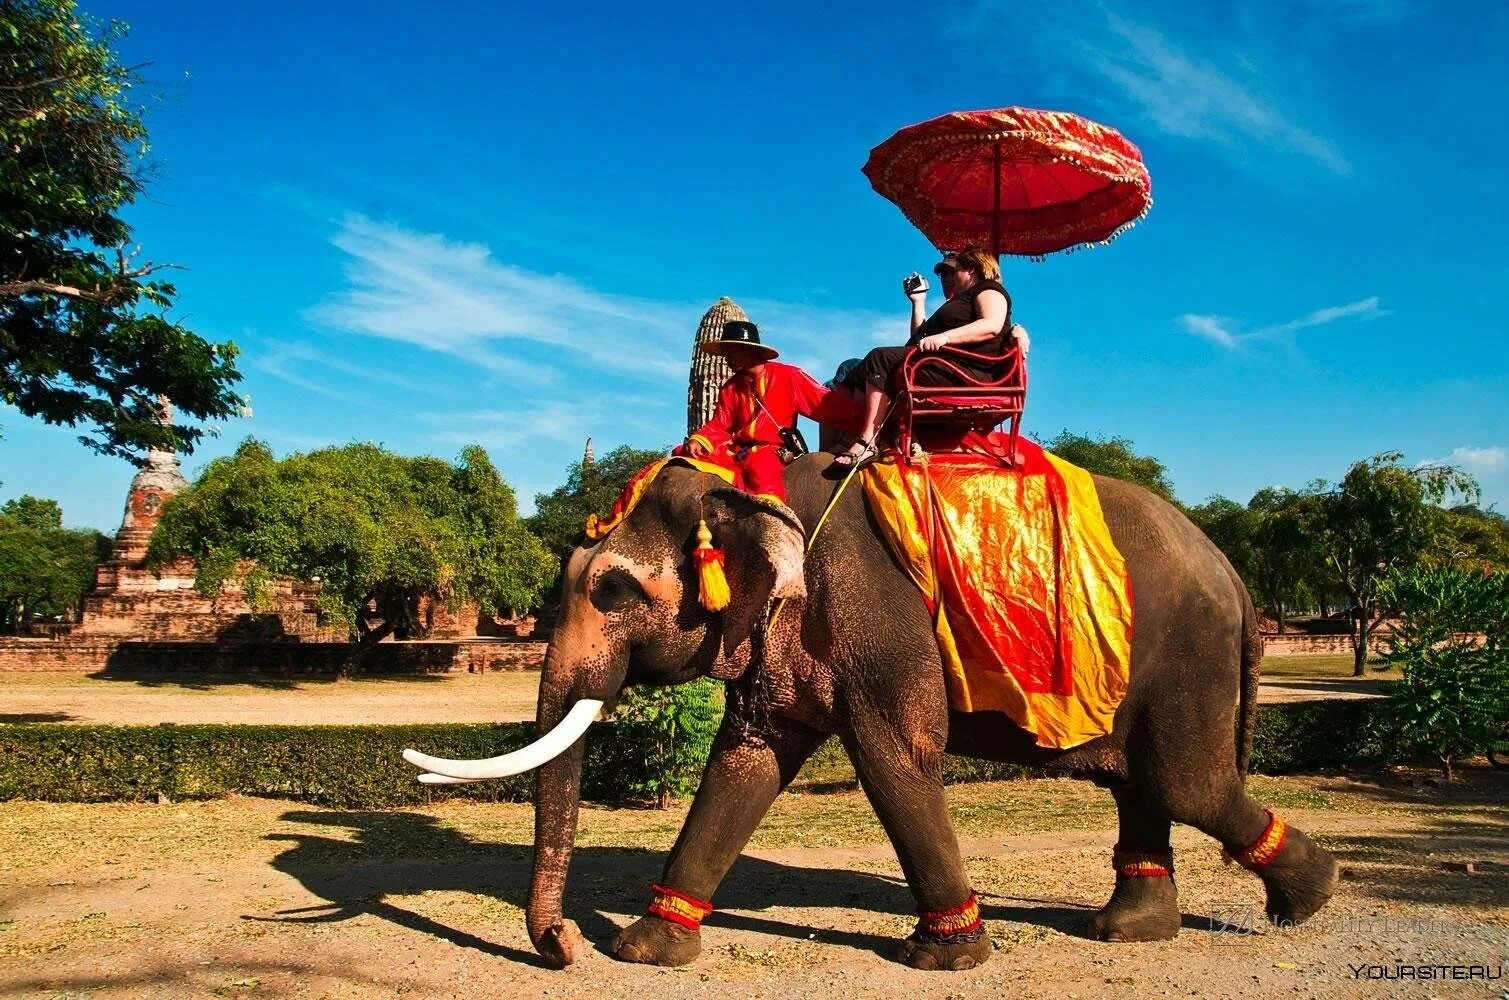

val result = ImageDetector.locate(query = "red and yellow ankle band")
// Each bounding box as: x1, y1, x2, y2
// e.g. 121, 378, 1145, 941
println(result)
915, 893, 983, 941
1232, 810, 1288, 870
647, 884, 714, 931
1112, 844, 1174, 878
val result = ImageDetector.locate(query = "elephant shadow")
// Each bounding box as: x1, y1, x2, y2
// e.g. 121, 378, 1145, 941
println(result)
254, 809, 1132, 964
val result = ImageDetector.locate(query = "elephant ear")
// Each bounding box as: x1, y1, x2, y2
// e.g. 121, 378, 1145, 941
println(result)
702, 487, 807, 677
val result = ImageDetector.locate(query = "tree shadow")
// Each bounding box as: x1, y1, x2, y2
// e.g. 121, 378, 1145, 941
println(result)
0, 711, 76, 723
84, 668, 453, 691
0, 959, 349, 997
1304, 767, 1509, 909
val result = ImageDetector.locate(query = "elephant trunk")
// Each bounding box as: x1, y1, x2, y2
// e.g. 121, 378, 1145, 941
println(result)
525, 656, 594, 967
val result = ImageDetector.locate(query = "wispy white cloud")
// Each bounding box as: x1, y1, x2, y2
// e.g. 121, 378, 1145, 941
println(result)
964, 1, 1351, 175
1091, 11, 1348, 175
1180, 296, 1383, 349
1419, 446, 1507, 473
259, 338, 437, 393
1179, 314, 1240, 349
308, 214, 693, 384
251, 351, 371, 407
306, 213, 903, 397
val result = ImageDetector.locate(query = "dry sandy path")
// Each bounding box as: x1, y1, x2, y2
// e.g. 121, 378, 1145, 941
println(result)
0, 672, 543, 726
1, 772, 1504, 998
2, 660, 1384, 726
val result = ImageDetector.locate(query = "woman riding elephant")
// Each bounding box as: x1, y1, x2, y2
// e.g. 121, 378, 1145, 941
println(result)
836, 247, 1028, 468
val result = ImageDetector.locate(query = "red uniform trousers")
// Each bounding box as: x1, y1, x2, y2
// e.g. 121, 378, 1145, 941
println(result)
672, 440, 788, 503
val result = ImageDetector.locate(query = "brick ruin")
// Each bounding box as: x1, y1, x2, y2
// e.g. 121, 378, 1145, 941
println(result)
689, 297, 744, 433
0, 413, 545, 674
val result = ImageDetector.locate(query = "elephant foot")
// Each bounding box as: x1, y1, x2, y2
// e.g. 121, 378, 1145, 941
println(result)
1257, 826, 1339, 926
1085, 875, 1180, 942
613, 914, 702, 967
896, 932, 992, 971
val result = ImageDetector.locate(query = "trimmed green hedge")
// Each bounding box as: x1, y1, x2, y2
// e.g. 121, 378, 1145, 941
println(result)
1248, 699, 1386, 774
0, 700, 1386, 808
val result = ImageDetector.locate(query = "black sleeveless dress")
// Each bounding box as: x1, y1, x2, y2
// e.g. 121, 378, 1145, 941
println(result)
849, 279, 1013, 390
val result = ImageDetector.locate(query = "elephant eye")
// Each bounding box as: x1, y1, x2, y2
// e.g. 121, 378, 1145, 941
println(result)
591, 567, 648, 612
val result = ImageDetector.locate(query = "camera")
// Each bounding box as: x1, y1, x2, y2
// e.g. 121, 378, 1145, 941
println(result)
902, 272, 930, 295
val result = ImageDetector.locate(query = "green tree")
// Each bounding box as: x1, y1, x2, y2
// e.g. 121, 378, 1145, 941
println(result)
1041, 431, 1177, 503
1378, 566, 1509, 781
1309, 453, 1478, 676
149, 440, 556, 644
528, 444, 667, 558
1187, 495, 1255, 572
1245, 488, 1325, 634
1, 495, 62, 531
614, 679, 723, 808
1434, 505, 1509, 572
0, 496, 108, 633
1, 0, 243, 461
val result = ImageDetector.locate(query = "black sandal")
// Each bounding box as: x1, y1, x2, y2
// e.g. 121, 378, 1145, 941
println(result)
830, 440, 877, 471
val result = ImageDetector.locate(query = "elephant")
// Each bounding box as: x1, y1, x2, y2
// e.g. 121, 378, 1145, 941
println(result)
404, 453, 1340, 971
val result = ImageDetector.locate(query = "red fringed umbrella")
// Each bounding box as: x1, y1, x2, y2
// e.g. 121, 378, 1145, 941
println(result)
862, 107, 1152, 258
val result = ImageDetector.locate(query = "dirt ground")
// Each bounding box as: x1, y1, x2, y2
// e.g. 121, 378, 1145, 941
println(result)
1, 655, 1388, 726
0, 672, 543, 726
2, 770, 1504, 999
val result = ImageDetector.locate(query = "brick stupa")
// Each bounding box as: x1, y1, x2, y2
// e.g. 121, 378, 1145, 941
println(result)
687, 297, 746, 434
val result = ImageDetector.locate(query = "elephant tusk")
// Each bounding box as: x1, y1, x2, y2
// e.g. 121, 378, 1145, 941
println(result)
416, 772, 482, 785
401, 698, 604, 781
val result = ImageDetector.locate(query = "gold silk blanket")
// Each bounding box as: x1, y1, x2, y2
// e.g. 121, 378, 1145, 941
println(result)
861, 438, 1133, 749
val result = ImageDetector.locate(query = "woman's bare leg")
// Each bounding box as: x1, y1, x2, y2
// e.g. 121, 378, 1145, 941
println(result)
840, 384, 888, 460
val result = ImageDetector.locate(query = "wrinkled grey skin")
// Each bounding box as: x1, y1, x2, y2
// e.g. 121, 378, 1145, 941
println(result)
525, 456, 1338, 971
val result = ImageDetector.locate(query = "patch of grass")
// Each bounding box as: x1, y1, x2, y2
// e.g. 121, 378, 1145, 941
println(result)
1260, 654, 1398, 679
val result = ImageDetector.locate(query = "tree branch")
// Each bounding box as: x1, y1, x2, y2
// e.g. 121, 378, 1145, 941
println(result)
0, 259, 181, 303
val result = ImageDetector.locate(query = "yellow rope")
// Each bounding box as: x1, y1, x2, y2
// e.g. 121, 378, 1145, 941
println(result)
767, 432, 885, 630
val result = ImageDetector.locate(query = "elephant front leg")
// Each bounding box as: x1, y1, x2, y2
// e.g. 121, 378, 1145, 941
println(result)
1086, 786, 1180, 942
613, 717, 826, 967
841, 717, 991, 971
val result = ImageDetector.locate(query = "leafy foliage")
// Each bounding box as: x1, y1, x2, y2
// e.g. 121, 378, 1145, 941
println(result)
0, 495, 109, 633
1378, 566, 1509, 780
148, 440, 556, 642
1308, 452, 1478, 674
528, 444, 667, 558
1, 0, 243, 461
1434, 505, 1509, 572
614, 679, 723, 807
1040, 430, 1177, 502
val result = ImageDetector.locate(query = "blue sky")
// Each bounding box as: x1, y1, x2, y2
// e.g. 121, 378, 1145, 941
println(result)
3, 0, 1506, 530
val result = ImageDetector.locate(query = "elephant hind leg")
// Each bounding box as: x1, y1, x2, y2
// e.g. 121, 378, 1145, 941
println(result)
1086, 786, 1180, 942
1156, 774, 1339, 927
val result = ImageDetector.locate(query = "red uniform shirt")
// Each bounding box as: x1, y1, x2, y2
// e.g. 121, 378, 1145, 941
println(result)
682, 362, 863, 503
689, 362, 863, 452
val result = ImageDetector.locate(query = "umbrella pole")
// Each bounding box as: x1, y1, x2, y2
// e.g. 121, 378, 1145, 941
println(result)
992, 141, 1001, 261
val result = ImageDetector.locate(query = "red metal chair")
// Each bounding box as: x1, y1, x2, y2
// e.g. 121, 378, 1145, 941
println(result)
893, 344, 1027, 464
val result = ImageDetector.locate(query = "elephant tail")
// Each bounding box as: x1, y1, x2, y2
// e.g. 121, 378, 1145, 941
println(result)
1232, 566, 1263, 781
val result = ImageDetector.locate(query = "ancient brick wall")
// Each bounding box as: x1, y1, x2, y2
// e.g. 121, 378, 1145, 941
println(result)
0, 637, 546, 675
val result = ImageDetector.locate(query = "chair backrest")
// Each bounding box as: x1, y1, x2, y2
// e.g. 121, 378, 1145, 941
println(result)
899, 344, 1025, 401
894, 344, 1027, 463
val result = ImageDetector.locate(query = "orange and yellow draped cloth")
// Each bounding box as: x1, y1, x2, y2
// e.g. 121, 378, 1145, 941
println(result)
584, 456, 734, 541
861, 436, 1133, 749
